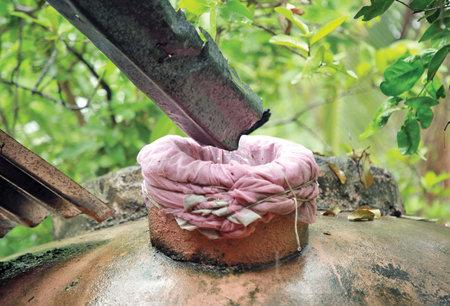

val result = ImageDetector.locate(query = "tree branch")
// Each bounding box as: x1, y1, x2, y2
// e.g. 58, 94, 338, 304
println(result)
11, 19, 23, 138
395, 0, 450, 14
59, 81, 86, 126
413, 3, 450, 14
65, 43, 112, 101
395, 0, 412, 10
0, 108, 11, 135
0, 77, 102, 111
24, 37, 91, 43
65, 42, 116, 126
297, 121, 334, 154
13, 0, 46, 16
399, 0, 412, 40
33, 47, 58, 92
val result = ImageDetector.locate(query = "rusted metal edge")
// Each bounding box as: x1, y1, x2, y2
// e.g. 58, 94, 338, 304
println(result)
47, 0, 269, 150
0, 129, 114, 238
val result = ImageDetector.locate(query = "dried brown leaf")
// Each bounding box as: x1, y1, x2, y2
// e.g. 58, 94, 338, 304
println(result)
327, 162, 346, 184
356, 206, 381, 219
360, 152, 374, 189
313, 151, 327, 156
346, 151, 364, 161
322, 210, 337, 216
322, 205, 341, 216
348, 209, 375, 221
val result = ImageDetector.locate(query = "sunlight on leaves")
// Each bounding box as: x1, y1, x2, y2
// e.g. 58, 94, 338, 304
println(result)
274, 7, 309, 33
310, 16, 347, 46
269, 35, 308, 52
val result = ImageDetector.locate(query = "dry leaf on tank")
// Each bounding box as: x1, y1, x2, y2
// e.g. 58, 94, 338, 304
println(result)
322, 205, 342, 216
356, 206, 381, 218
348, 209, 375, 221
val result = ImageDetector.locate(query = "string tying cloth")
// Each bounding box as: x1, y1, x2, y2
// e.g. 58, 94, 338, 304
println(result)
137, 135, 319, 240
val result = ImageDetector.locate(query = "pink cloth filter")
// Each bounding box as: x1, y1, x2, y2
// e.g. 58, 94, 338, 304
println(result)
137, 135, 319, 239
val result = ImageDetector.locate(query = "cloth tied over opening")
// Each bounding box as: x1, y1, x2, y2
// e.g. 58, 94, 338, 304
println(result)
137, 135, 319, 239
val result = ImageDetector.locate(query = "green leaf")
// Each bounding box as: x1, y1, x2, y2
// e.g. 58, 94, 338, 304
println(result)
325, 62, 358, 78
108, 145, 127, 166
54, 39, 66, 53
397, 113, 420, 155
419, 17, 450, 42
410, 0, 439, 10
427, 46, 450, 81
316, 45, 334, 64
43, 6, 60, 32
222, 1, 253, 21
405, 97, 439, 129
380, 56, 425, 96
274, 7, 309, 33
404, 96, 439, 109
426, 9, 440, 23
10, 11, 50, 27
301, 55, 321, 79
354, 0, 395, 21
436, 84, 446, 99
359, 97, 405, 140
310, 16, 347, 46
430, 30, 450, 48
121, 108, 136, 121
269, 35, 308, 52
198, 9, 217, 41
57, 140, 103, 159
426, 78, 446, 99
416, 107, 434, 129
178, 0, 210, 15
419, 48, 438, 67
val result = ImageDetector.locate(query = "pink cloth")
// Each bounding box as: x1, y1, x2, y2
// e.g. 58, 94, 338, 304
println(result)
137, 135, 319, 239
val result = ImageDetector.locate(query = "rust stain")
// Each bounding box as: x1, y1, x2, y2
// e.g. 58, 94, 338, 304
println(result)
0, 129, 114, 238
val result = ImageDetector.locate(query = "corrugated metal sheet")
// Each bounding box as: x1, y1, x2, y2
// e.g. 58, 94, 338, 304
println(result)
0, 129, 114, 238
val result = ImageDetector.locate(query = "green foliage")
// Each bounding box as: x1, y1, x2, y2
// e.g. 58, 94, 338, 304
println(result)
0, 217, 53, 259
359, 97, 404, 140
356, 0, 450, 157
1, 0, 449, 257
178, 0, 253, 41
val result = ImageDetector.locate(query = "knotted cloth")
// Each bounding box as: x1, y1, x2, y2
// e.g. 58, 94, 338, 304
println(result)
138, 135, 319, 239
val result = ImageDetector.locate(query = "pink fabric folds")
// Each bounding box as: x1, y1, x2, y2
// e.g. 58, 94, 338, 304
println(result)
137, 135, 319, 239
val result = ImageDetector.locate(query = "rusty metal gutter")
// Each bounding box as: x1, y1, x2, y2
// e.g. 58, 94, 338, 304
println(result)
0, 130, 114, 238
47, 0, 270, 150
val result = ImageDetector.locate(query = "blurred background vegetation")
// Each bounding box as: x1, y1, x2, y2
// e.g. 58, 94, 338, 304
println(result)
1, 0, 449, 259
